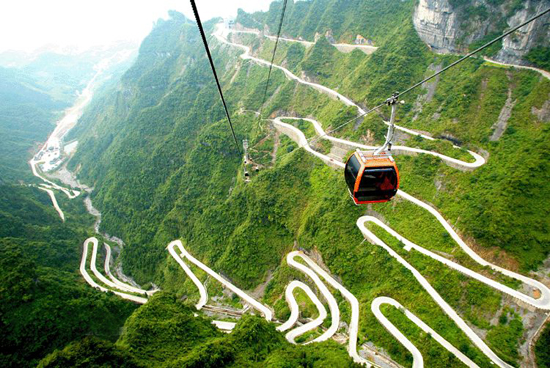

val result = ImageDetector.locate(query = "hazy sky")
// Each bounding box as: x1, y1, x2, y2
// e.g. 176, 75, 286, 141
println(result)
0, 0, 275, 52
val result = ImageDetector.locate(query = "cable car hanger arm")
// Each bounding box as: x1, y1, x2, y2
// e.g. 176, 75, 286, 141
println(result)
374, 93, 399, 155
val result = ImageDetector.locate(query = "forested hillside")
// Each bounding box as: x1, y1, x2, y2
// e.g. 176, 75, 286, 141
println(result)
0, 185, 138, 367
234, 0, 550, 271
236, 0, 415, 45
0, 36, 141, 368
4, 0, 549, 366
39, 293, 358, 367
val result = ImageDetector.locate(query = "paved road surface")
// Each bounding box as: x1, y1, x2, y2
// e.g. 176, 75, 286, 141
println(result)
285, 251, 341, 343
38, 187, 65, 221
80, 238, 148, 304
231, 29, 377, 54
212, 320, 237, 332
484, 57, 550, 80
289, 251, 368, 365
281, 116, 485, 169
372, 297, 478, 368
277, 280, 327, 343
168, 240, 273, 320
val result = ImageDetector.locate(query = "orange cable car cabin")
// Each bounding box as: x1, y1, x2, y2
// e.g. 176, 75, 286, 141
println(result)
344, 150, 399, 204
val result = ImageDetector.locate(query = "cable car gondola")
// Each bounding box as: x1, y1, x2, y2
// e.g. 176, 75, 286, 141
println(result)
345, 95, 400, 204
345, 150, 399, 204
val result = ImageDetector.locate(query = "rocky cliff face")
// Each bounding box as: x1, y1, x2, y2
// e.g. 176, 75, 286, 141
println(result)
496, 0, 550, 64
413, 0, 460, 54
413, 0, 550, 65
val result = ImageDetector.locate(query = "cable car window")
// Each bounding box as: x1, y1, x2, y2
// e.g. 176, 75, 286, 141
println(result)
356, 168, 397, 202
345, 155, 361, 191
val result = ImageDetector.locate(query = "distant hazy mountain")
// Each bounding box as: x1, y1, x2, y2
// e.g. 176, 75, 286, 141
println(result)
0, 42, 138, 102
0, 66, 64, 181
0, 42, 137, 182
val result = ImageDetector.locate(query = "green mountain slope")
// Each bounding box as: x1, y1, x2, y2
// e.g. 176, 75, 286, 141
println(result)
40, 2, 550, 367
0, 185, 138, 367
237, 0, 415, 46
40, 293, 359, 367
233, 3, 550, 272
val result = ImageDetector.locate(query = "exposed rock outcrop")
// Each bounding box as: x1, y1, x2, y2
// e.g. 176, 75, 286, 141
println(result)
413, 0, 460, 54
490, 87, 516, 141
496, 0, 550, 65
413, 0, 550, 66
532, 96, 550, 122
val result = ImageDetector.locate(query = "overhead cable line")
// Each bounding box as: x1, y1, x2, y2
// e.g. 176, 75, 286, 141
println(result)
309, 6, 550, 145
190, 0, 241, 154
257, 0, 289, 125
308, 102, 386, 147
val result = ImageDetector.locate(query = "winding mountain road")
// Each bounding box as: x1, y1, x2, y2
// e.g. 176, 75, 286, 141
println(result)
272, 116, 549, 312
371, 297, 478, 368
88, 239, 150, 296
272, 112, 515, 368
278, 116, 485, 169
80, 238, 148, 304
80, 237, 234, 331
357, 217, 511, 368
276, 280, 327, 344
284, 251, 341, 343
271, 116, 549, 365
219, 26, 461, 145
38, 187, 65, 221
167, 240, 273, 320
484, 57, 550, 80
231, 28, 377, 54
289, 251, 367, 364
213, 23, 550, 367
